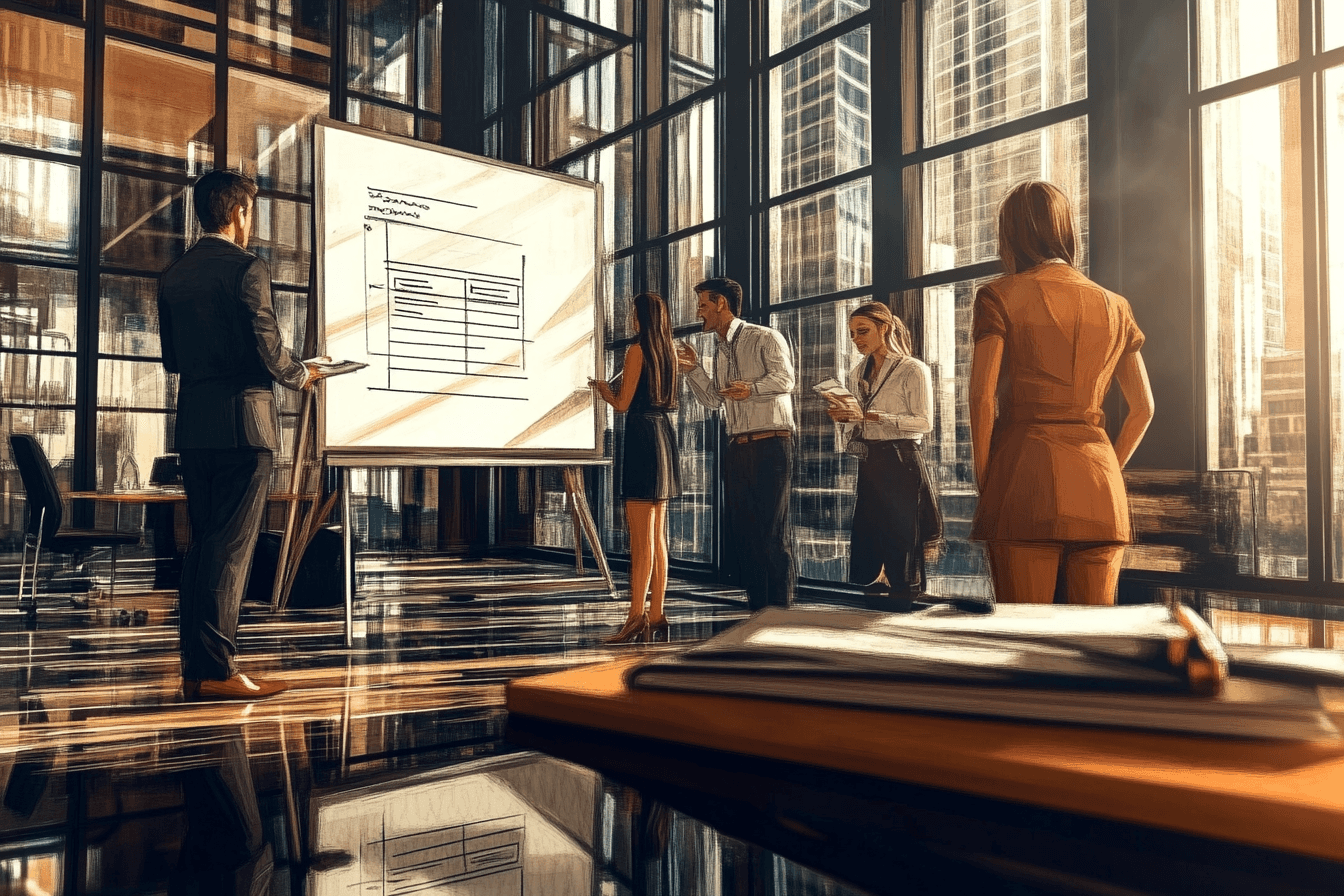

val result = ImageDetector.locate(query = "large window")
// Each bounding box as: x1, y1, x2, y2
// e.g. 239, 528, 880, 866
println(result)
0, 0, 448, 551
505, 0, 720, 566
1195, 1, 1344, 584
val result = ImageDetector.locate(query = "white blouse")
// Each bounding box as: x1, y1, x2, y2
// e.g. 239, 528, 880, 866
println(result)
844, 354, 933, 443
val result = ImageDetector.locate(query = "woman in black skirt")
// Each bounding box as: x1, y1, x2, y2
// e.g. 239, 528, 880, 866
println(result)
590, 293, 681, 643
827, 302, 942, 610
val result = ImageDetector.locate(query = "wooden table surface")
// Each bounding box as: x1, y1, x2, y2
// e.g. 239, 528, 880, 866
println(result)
67, 489, 186, 503
506, 656, 1344, 864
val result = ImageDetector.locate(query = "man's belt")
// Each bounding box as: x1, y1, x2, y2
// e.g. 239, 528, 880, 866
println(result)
729, 429, 792, 445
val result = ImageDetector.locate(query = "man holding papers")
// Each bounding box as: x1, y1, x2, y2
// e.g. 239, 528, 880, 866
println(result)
158, 169, 327, 701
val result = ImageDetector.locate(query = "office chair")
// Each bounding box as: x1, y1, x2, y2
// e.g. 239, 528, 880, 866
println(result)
9, 434, 139, 613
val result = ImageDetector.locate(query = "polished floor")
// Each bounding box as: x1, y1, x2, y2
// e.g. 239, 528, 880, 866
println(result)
0, 554, 872, 896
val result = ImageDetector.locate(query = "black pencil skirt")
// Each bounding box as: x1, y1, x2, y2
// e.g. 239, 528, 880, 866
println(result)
848, 439, 943, 593
621, 411, 681, 501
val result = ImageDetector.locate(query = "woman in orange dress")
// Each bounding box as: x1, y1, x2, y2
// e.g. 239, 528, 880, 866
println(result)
969, 181, 1155, 605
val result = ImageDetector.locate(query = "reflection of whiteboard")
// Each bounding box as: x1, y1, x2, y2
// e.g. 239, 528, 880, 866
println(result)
316, 120, 603, 466
308, 754, 595, 896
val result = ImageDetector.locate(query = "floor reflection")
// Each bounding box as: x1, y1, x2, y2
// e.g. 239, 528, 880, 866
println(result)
0, 556, 871, 895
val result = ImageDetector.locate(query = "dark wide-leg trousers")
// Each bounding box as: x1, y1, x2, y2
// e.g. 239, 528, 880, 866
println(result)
723, 436, 796, 611
178, 449, 272, 682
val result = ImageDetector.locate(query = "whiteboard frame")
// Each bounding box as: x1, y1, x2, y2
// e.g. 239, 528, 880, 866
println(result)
313, 119, 607, 467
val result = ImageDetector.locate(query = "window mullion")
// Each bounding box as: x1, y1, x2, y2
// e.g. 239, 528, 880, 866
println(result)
1301, 0, 1331, 583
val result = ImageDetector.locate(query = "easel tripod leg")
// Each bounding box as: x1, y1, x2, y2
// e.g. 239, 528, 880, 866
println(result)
562, 466, 616, 598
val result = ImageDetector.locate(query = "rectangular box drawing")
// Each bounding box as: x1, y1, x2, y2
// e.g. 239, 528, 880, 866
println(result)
316, 120, 604, 464
370, 814, 524, 895
365, 208, 528, 397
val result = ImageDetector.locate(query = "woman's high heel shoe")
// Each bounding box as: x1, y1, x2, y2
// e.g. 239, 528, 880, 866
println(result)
604, 614, 650, 645
647, 615, 671, 643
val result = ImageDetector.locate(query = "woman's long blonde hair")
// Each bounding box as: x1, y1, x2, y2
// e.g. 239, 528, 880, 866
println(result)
849, 302, 911, 358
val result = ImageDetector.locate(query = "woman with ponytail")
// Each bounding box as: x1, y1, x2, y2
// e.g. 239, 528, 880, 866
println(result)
828, 302, 942, 610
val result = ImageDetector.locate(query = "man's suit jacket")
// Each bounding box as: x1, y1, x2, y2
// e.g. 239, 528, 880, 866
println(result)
157, 235, 308, 452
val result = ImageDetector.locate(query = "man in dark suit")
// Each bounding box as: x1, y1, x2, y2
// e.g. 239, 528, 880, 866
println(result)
158, 170, 320, 701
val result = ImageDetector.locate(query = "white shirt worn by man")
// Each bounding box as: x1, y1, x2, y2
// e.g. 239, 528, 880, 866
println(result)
683, 317, 796, 436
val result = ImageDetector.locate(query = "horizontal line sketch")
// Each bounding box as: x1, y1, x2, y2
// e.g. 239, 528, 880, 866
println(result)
364, 185, 529, 398
353, 812, 525, 895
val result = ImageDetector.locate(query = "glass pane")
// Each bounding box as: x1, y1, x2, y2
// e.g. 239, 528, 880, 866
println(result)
669, 329, 717, 562
1198, 0, 1297, 90
0, 264, 78, 352
229, 0, 331, 83
101, 172, 190, 271
769, 177, 871, 304
539, 0, 635, 35
768, 0, 868, 56
772, 300, 865, 582
99, 275, 161, 358
485, 0, 501, 117
534, 466, 574, 548
1327, 4, 1344, 52
0, 343, 75, 405
924, 0, 1086, 146
770, 26, 870, 197
348, 0, 415, 104
103, 40, 213, 175
273, 287, 308, 355
650, 99, 715, 237
98, 358, 172, 410
419, 117, 441, 144
1201, 80, 1305, 579
922, 279, 994, 595
1, 154, 80, 261
228, 70, 328, 196
417, 1, 442, 113
250, 195, 312, 288
347, 98, 415, 137
533, 46, 635, 166
670, 0, 716, 102
561, 136, 631, 257
666, 229, 716, 329
1325, 65, 1344, 579
3, 409, 77, 501
537, 13, 620, 81
920, 116, 1088, 276
604, 255, 634, 343
0, 11, 83, 154
95, 409, 173, 491
105, 0, 215, 52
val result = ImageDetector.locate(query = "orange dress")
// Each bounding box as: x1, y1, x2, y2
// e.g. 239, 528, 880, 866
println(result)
969, 263, 1145, 544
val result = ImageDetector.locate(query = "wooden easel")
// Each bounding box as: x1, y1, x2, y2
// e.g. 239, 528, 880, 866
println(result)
562, 465, 616, 598
269, 387, 338, 612
269, 385, 618, 615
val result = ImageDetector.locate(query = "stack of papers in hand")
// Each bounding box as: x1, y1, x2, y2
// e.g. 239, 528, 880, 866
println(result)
627, 605, 1340, 741
812, 377, 855, 402
303, 357, 368, 376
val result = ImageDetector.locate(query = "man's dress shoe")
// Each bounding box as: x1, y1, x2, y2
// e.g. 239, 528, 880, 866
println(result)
182, 673, 289, 701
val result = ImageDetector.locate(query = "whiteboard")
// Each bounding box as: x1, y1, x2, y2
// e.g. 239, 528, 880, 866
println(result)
314, 120, 604, 466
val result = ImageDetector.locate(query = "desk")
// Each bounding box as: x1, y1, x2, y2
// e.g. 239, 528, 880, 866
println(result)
506, 658, 1344, 895
66, 489, 307, 593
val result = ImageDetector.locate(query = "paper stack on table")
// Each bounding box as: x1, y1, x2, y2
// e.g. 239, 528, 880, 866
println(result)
627, 604, 1341, 741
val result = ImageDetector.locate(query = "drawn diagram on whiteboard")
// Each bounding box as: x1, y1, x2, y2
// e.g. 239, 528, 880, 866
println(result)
364, 186, 529, 401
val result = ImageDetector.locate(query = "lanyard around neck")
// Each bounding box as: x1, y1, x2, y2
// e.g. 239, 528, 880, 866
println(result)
858, 356, 901, 411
